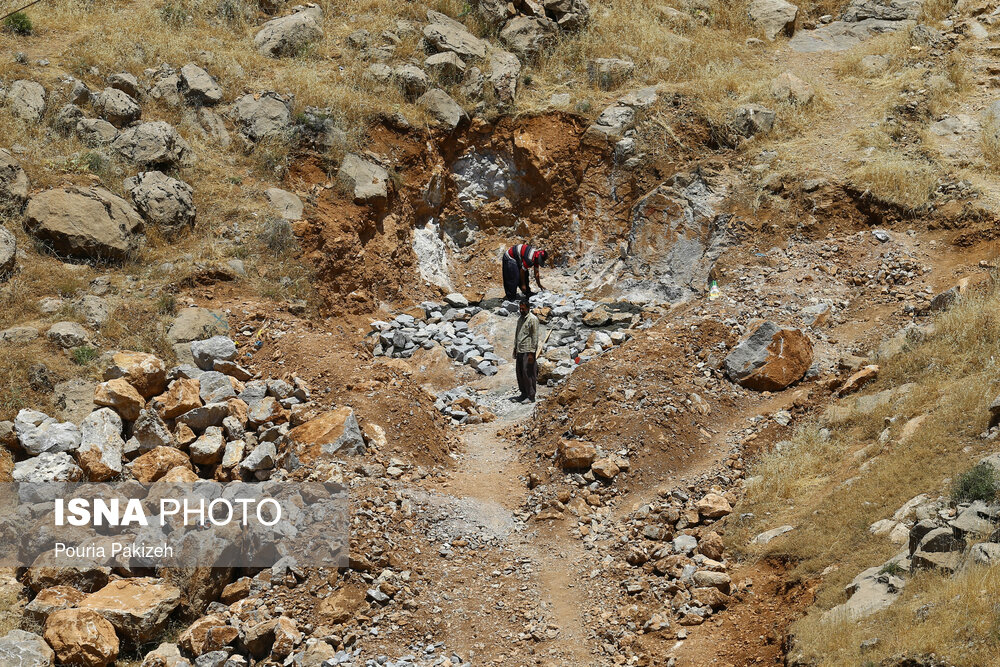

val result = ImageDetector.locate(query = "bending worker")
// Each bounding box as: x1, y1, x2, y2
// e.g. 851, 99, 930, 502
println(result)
502, 242, 547, 302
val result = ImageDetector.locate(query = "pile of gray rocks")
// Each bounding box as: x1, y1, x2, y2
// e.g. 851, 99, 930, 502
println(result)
369, 295, 499, 376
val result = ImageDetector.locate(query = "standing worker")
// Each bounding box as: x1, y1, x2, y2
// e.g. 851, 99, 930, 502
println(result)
502, 243, 548, 302
513, 297, 539, 403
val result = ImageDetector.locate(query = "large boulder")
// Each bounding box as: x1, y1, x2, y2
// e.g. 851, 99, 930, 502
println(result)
132, 409, 175, 452
93, 87, 141, 128
422, 15, 488, 60
586, 58, 635, 91
417, 88, 468, 132
76, 408, 125, 482
748, 0, 798, 40
488, 49, 521, 105
724, 322, 813, 391
112, 121, 191, 167
265, 187, 303, 220
0, 148, 29, 213
254, 5, 324, 57
107, 72, 142, 99
125, 171, 196, 234
191, 336, 237, 371
152, 378, 203, 419
14, 409, 81, 455
177, 614, 238, 655
24, 187, 144, 262
47, 321, 90, 348
179, 64, 223, 105
499, 16, 558, 62
24, 586, 87, 627
76, 119, 120, 146
8, 80, 46, 122
394, 64, 430, 101
287, 407, 366, 463
0, 226, 15, 279
79, 578, 181, 644
337, 153, 389, 207
732, 104, 776, 138
13, 452, 84, 483
230, 92, 292, 142
544, 0, 591, 30
94, 378, 146, 421
843, 0, 922, 21
0, 630, 55, 666
103, 351, 167, 398
44, 609, 119, 667
426, 51, 467, 81
140, 642, 189, 667
128, 446, 192, 483
167, 307, 229, 344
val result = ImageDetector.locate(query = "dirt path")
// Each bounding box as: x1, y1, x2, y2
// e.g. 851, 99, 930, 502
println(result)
445, 360, 599, 665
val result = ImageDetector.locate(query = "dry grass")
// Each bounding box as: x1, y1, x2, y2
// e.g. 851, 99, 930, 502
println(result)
0, 577, 22, 636
99, 302, 176, 362
0, 341, 75, 420
729, 278, 1000, 665
833, 30, 912, 80
794, 566, 1000, 665
980, 107, 1000, 170
848, 151, 938, 211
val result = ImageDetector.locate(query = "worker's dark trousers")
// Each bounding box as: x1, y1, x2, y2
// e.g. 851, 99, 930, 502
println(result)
502, 253, 520, 301
516, 352, 537, 400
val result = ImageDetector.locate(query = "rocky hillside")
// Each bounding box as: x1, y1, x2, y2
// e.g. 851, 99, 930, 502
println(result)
1, 0, 1000, 665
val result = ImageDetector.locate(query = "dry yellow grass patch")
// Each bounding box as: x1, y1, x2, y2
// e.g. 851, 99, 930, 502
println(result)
833, 30, 912, 80
793, 566, 1000, 665
728, 279, 1000, 665
848, 151, 938, 211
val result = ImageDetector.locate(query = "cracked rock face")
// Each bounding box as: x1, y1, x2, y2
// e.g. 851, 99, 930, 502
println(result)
451, 149, 524, 211
623, 175, 730, 303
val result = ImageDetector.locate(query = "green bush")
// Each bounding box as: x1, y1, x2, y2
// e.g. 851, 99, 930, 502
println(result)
71, 346, 98, 366
952, 463, 1000, 504
3, 11, 32, 35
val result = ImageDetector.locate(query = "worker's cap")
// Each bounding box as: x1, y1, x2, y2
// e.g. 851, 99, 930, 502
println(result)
537, 249, 548, 264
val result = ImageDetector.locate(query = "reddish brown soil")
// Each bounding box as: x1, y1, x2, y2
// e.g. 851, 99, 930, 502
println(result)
666, 559, 817, 667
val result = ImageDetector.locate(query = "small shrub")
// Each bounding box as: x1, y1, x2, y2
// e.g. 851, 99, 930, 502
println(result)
258, 218, 298, 254
952, 463, 999, 504
159, 2, 190, 26
879, 562, 906, 577
155, 292, 177, 316
3, 11, 32, 35
72, 346, 98, 366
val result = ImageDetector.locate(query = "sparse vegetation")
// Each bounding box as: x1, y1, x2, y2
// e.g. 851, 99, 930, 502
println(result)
71, 345, 98, 365
99, 303, 175, 361
3, 11, 33, 35
259, 218, 297, 254
952, 463, 1000, 504
848, 153, 938, 212
733, 278, 1000, 665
